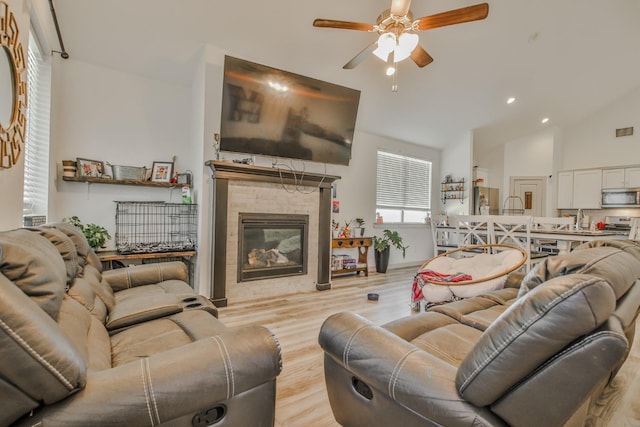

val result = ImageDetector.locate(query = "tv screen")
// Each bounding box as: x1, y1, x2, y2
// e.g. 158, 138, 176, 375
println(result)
219, 56, 361, 166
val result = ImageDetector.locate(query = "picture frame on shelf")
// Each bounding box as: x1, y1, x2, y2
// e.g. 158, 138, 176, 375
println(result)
76, 158, 105, 178
151, 161, 174, 183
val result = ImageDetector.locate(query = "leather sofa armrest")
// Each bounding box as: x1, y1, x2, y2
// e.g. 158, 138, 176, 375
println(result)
105, 295, 183, 331
103, 261, 189, 291
17, 326, 282, 426
318, 312, 501, 426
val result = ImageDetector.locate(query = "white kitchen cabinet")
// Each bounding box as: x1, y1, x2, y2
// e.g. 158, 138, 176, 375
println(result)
624, 167, 640, 188
557, 169, 602, 209
602, 168, 625, 189
573, 169, 602, 208
602, 167, 640, 188
557, 171, 574, 209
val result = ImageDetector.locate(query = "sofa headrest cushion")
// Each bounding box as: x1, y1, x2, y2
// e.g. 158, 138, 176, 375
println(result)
456, 274, 616, 406
0, 229, 67, 319
44, 222, 91, 275
0, 272, 86, 408
519, 245, 640, 299
32, 226, 78, 286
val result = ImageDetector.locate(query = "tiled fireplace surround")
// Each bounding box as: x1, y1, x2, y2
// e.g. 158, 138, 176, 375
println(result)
206, 161, 339, 306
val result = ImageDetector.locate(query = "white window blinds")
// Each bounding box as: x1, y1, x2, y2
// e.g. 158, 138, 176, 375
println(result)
376, 151, 432, 223
23, 31, 51, 219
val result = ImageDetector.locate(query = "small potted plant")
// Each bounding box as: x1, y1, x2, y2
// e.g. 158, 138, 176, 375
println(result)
354, 218, 366, 236
64, 215, 112, 251
372, 229, 408, 273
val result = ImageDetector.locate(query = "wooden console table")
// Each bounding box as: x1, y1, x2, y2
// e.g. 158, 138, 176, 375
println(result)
331, 237, 372, 277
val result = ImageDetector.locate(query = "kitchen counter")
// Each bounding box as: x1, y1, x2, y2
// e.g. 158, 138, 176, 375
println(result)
532, 229, 629, 237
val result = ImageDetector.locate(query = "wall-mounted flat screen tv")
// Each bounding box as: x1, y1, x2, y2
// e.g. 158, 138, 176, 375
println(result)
219, 56, 360, 166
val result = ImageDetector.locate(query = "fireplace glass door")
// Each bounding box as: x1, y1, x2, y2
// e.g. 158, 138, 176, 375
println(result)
238, 213, 308, 282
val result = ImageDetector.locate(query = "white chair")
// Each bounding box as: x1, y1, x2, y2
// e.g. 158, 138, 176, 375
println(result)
491, 215, 532, 271
453, 215, 493, 247
531, 216, 574, 231
530, 216, 576, 261
629, 218, 640, 240
430, 215, 456, 256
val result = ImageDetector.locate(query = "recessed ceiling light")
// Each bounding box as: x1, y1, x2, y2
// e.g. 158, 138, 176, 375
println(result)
541, 117, 549, 124
507, 97, 516, 104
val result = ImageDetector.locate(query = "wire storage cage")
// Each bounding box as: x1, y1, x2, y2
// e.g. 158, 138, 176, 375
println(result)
115, 201, 198, 254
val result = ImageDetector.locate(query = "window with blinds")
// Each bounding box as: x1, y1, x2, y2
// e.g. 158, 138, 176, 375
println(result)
23, 30, 51, 224
376, 150, 432, 224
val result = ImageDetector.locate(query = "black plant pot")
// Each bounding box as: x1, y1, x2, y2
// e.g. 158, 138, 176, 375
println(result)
374, 247, 390, 273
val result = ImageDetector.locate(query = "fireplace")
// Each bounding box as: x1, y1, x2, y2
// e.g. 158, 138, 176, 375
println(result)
238, 213, 308, 281
206, 160, 339, 306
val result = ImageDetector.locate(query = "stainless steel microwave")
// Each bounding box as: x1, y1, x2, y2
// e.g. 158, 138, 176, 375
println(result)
602, 188, 640, 207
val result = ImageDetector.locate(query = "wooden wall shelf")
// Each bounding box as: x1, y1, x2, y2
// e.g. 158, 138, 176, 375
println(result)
62, 176, 190, 188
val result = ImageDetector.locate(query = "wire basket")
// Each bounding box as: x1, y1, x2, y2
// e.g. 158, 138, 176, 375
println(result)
502, 196, 525, 215
115, 201, 198, 254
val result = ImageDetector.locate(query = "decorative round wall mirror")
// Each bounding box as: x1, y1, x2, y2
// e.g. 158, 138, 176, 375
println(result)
0, 46, 14, 127
0, 1, 27, 169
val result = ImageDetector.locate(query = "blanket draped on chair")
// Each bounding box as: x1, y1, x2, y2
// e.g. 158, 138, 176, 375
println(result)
412, 270, 473, 302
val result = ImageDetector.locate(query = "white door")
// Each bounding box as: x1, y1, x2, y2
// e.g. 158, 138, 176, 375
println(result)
510, 177, 546, 217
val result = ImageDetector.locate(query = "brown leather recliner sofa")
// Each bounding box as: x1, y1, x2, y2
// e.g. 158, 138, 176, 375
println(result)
319, 240, 640, 427
0, 224, 282, 427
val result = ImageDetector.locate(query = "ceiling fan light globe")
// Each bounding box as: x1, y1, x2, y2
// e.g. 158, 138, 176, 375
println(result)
377, 32, 396, 52
394, 32, 419, 62
385, 66, 396, 76
393, 48, 412, 62
373, 47, 390, 61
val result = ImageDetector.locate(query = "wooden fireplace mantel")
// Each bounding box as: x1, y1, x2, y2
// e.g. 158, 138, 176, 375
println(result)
205, 160, 340, 188
206, 160, 340, 307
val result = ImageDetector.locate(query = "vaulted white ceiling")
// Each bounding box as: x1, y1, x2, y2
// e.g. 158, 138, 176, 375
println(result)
52, 0, 640, 150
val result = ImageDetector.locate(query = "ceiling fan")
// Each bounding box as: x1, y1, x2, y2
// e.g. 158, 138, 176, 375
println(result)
313, 0, 489, 90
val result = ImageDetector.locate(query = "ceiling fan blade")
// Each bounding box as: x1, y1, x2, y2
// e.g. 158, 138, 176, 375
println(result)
313, 19, 374, 31
390, 0, 412, 17
414, 3, 489, 31
410, 45, 434, 68
343, 41, 378, 69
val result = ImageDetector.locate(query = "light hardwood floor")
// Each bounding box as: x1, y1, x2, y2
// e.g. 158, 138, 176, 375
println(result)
217, 267, 640, 427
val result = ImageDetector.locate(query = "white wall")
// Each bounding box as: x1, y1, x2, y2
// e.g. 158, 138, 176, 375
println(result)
563, 85, 640, 170
329, 130, 440, 269
49, 59, 194, 248
440, 132, 472, 216
0, 0, 29, 230
502, 127, 558, 215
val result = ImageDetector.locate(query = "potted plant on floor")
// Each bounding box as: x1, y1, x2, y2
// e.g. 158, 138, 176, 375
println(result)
372, 229, 408, 273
